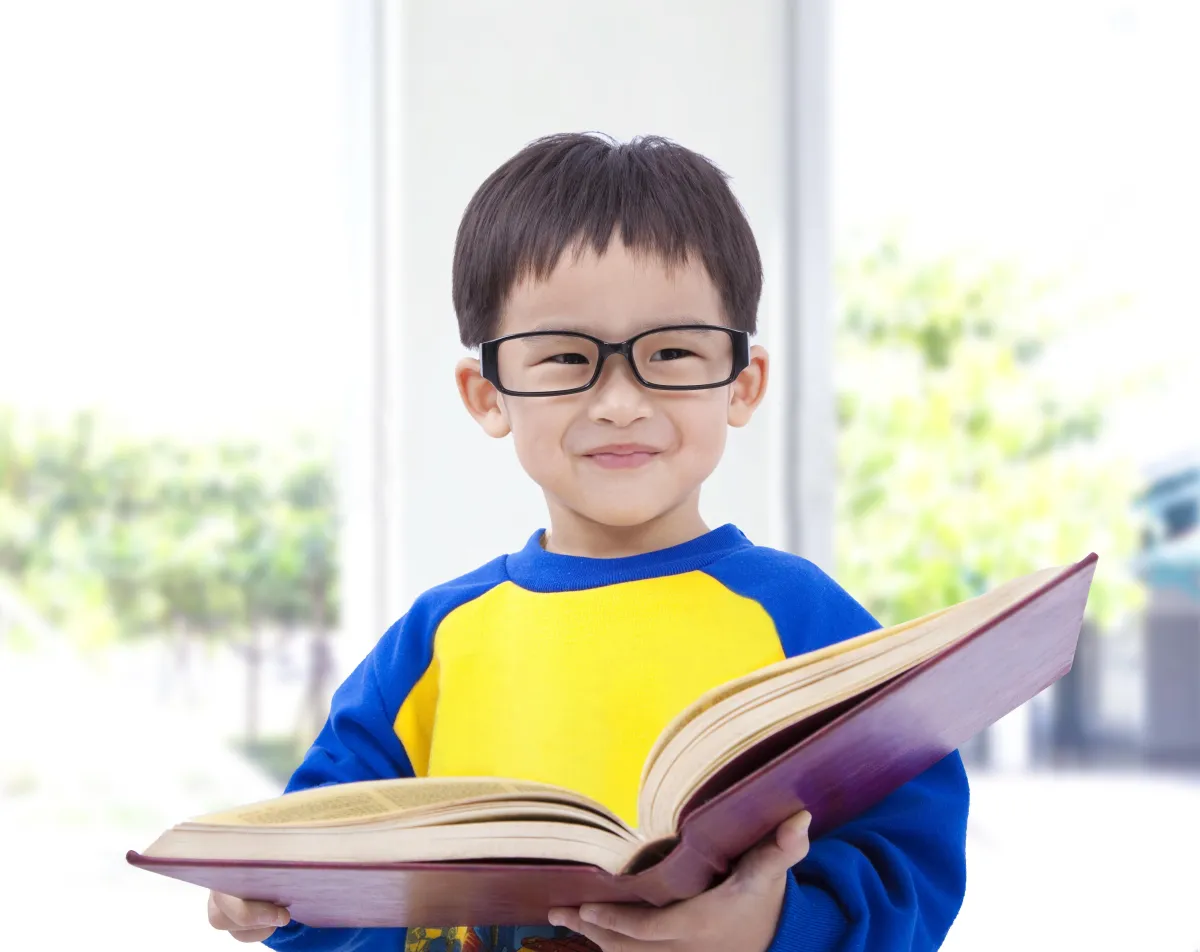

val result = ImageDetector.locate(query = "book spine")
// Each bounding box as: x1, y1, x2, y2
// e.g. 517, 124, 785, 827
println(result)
677, 558, 1096, 867
631, 840, 724, 906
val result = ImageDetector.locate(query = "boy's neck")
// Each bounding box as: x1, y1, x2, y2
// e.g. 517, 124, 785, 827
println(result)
541, 498, 710, 559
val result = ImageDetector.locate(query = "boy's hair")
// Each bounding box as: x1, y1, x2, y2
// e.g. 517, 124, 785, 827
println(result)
452, 132, 762, 347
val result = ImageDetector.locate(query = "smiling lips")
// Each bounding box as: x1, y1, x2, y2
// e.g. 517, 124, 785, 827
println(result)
582, 443, 661, 469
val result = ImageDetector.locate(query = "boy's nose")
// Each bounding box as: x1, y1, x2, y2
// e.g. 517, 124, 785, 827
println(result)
586, 356, 652, 426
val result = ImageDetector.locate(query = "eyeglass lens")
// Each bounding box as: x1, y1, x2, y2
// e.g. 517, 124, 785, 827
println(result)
495, 328, 735, 393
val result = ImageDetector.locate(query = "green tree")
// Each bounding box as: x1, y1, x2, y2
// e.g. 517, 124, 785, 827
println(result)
0, 407, 40, 581
0, 409, 125, 646
834, 238, 1144, 628
276, 444, 340, 748
0, 409, 340, 756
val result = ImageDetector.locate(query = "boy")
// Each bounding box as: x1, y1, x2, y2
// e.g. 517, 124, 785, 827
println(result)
208, 133, 969, 952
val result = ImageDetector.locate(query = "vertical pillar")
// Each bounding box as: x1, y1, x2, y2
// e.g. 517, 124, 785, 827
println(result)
339, 0, 835, 666
336, 0, 408, 668
783, 0, 836, 571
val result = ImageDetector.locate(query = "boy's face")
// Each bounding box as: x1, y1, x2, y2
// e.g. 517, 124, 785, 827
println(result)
457, 238, 768, 532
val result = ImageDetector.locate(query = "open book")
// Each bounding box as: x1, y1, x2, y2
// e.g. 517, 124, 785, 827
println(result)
129, 553, 1097, 927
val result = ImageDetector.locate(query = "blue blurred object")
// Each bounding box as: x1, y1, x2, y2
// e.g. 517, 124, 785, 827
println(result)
1134, 454, 1200, 601
1133, 451, 1200, 763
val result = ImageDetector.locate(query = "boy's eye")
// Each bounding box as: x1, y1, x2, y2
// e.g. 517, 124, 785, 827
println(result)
544, 352, 591, 365
649, 348, 695, 362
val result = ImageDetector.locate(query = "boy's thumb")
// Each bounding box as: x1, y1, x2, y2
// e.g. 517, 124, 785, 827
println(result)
733, 811, 812, 892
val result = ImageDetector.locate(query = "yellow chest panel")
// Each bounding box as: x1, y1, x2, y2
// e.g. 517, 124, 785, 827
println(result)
393, 571, 785, 826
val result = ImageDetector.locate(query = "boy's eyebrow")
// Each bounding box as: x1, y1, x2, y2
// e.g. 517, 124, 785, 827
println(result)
527, 317, 722, 336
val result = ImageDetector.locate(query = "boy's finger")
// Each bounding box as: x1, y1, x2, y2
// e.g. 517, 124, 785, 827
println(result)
554, 909, 638, 952
577, 900, 683, 942
776, 810, 812, 862
230, 926, 280, 943
209, 891, 290, 930
731, 810, 812, 893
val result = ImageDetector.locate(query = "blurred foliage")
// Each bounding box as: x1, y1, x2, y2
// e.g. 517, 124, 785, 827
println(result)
0, 409, 338, 737
835, 238, 1145, 628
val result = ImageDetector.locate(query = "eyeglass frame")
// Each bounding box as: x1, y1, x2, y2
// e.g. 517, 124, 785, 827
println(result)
479, 324, 751, 397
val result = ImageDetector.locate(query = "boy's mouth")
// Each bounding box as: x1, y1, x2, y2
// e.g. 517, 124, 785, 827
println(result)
582, 443, 661, 469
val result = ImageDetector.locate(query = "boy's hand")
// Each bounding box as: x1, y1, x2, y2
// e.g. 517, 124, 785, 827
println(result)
207, 890, 291, 943
549, 810, 811, 952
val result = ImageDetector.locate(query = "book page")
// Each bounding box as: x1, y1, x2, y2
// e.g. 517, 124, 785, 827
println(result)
234, 789, 403, 825
144, 817, 637, 875
372, 779, 545, 811
371, 801, 637, 839
637, 604, 956, 793
195, 778, 567, 827
637, 609, 953, 824
642, 562, 1069, 836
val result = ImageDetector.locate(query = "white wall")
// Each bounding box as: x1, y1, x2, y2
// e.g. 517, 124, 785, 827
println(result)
339, 0, 832, 661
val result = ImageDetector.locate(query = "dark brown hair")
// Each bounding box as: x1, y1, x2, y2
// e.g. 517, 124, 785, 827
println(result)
451, 133, 763, 346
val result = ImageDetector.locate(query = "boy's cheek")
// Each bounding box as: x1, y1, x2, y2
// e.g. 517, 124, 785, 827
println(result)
507, 429, 563, 480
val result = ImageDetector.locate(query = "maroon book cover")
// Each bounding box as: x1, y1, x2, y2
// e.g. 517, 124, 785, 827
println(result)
128, 553, 1097, 927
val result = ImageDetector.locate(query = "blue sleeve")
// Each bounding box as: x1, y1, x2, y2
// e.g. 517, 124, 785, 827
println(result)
704, 548, 970, 952
265, 557, 509, 952
262, 616, 415, 952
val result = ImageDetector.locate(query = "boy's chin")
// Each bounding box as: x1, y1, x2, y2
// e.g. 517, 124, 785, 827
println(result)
569, 498, 681, 529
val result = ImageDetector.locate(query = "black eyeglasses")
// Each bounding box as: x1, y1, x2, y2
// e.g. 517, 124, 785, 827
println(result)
480, 325, 750, 397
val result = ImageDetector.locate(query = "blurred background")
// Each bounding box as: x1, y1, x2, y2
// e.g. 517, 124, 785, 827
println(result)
0, 1, 1196, 949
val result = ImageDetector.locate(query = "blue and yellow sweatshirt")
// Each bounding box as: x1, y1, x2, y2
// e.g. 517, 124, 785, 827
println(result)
264, 524, 968, 952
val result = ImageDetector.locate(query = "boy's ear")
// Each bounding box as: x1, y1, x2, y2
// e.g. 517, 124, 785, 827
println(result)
728, 345, 769, 428
456, 357, 511, 438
